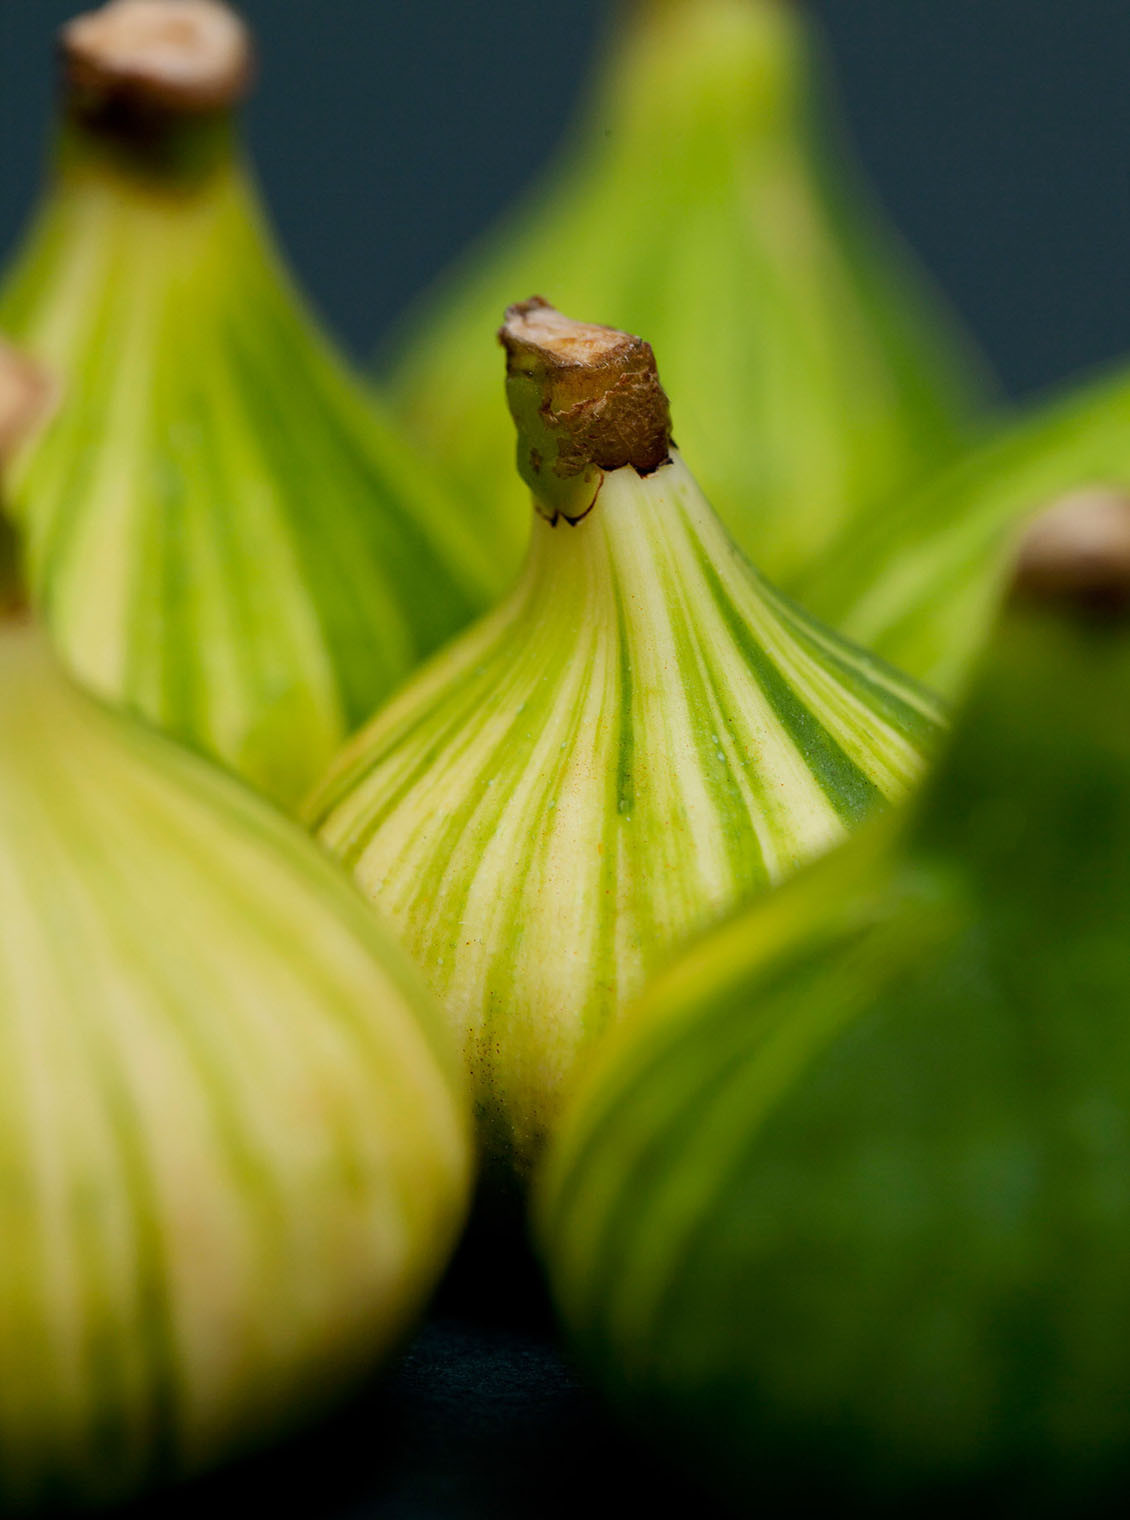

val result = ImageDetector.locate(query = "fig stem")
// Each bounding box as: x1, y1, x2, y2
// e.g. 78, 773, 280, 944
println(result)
499, 297, 672, 524
1012, 488, 1130, 616
60, 0, 253, 131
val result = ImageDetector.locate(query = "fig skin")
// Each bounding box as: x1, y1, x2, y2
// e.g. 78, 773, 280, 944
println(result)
539, 496, 1130, 1511
0, 620, 472, 1510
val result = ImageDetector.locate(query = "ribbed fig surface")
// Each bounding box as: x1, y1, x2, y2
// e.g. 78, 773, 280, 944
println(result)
311, 302, 943, 1175
0, 0, 497, 807
0, 618, 471, 1509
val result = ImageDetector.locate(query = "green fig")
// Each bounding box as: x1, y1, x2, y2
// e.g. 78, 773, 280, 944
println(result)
0, 344, 471, 1510
799, 364, 1130, 694
0, 0, 498, 808
539, 487, 1130, 1509
309, 299, 944, 1178
386, 0, 985, 589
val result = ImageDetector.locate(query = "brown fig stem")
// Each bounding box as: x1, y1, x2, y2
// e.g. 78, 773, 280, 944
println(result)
499, 297, 672, 524
57, 0, 252, 175
1012, 488, 1130, 616
61, 0, 252, 120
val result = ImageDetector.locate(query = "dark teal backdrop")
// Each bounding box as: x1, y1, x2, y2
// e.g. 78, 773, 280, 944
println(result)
1, 5, 1129, 1516
2, 0, 1129, 398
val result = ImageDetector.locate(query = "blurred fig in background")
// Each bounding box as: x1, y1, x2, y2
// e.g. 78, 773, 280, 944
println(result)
540, 488, 1130, 1512
385, 0, 988, 590
310, 299, 944, 1181
800, 361, 1130, 695
0, 0, 500, 809
0, 339, 472, 1512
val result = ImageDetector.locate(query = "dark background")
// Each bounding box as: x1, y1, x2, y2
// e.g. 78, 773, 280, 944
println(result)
2, 0, 1129, 401
1, 3, 1129, 1515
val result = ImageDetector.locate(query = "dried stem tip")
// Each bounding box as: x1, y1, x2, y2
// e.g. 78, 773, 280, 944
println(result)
61, 0, 253, 118
1013, 488, 1130, 614
500, 297, 672, 484
0, 345, 57, 470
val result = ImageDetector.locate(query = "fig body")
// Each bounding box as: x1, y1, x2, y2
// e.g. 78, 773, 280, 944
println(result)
540, 492, 1130, 1509
1, 0, 496, 807
312, 302, 943, 1175
0, 618, 471, 1510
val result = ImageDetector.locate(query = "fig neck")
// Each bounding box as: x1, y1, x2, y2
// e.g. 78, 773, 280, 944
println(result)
509, 451, 803, 701
58, 111, 238, 187
597, 0, 802, 156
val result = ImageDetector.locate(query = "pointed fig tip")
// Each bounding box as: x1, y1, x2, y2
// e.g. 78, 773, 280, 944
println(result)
1013, 488, 1130, 615
60, 0, 253, 119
